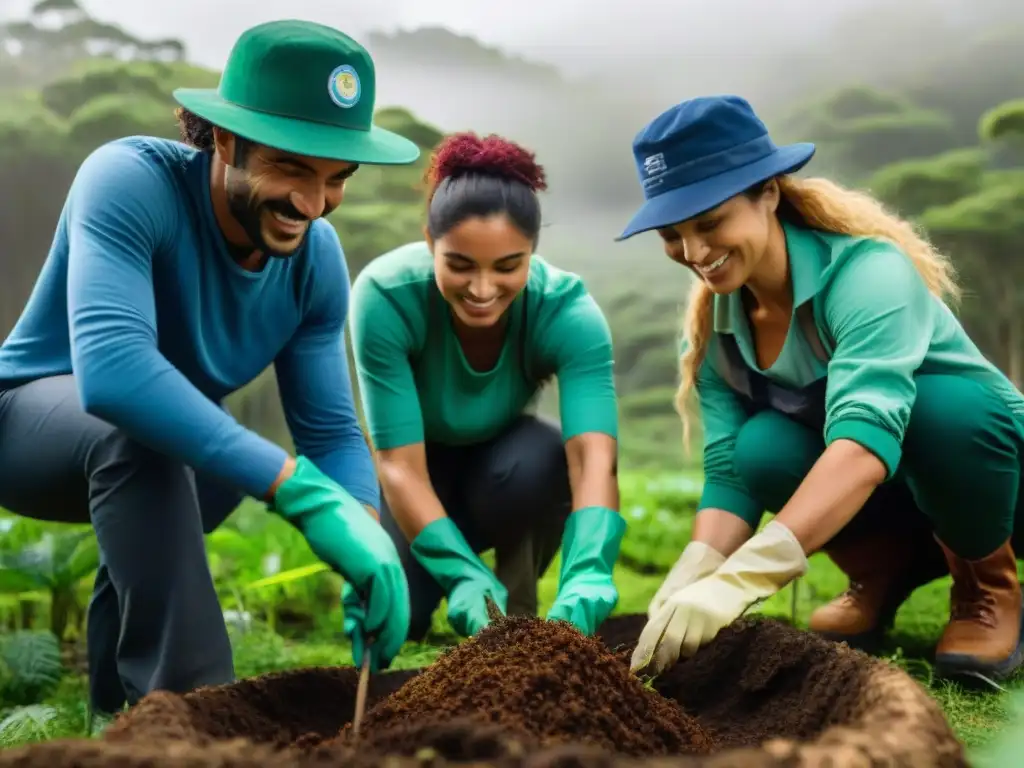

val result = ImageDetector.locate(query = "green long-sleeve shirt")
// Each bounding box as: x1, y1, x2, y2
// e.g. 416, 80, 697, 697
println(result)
350, 241, 618, 450
696, 221, 1024, 524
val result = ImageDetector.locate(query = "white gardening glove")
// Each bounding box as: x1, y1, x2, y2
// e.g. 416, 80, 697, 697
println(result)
630, 520, 807, 675
647, 541, 726, 619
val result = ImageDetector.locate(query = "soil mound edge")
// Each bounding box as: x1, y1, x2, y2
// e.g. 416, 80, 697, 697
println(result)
0, 613, 967, 768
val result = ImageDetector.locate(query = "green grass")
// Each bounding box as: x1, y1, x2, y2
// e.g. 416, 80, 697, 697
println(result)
1, 522, 1022, 761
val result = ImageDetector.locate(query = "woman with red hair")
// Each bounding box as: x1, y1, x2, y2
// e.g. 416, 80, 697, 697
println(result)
349, 132, 623, 646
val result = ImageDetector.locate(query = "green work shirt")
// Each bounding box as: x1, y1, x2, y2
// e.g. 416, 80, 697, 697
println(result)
696, 221, 1024, 523
350, 241, 619, 451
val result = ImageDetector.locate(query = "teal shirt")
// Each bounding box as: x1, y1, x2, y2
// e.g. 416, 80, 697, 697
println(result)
350, 242, 618, 450
697, 221, 1024, 523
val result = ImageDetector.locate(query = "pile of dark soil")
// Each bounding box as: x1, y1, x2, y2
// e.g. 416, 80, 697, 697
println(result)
326, 614, 716, 756
0, 613, 968, 768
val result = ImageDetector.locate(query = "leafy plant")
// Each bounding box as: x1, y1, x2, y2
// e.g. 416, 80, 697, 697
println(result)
0, 704, 60, 745
615, 473, 700, 573
0, 630, 63, 705
0, 527, 99, 640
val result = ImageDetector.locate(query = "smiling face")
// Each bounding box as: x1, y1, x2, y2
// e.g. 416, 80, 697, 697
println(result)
657, 180, 781, 294
214, 130, 359, 257
430, 213, 533, 329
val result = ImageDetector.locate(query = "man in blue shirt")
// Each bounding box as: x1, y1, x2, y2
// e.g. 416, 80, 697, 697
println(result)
0, 20, 419, 716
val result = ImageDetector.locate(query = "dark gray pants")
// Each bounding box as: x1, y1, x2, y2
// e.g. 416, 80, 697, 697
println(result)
380, 415, 573, 640
0, 375, 241, 714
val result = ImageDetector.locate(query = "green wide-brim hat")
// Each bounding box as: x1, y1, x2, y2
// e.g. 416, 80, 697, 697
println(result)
173, 19, 420, 165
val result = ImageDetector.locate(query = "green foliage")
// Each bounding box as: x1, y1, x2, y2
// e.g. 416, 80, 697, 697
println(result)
867, 147, 988, 217
782, 84, 913, 135
618, 417, 692, 472
619, 385, 679, 416
824, 107, 954, 176
0, 631, 63, 706
0, 529, 99, 592
62, 56, 218, 89
40, 60, 184, 118
68, 93, 178, 150
779, 85, 956, 178
374, 107, 445, 152
228, 623, 292, 679
329, 200, 424, 274
920, 173, 1024, 250
0, 522, 99, 641
604, 282, 687, 435
980, 99, 1024, 143
0, 96, 70, 162
0, 704, 61, 746
324, 106, 442, 275
0, 53, 439, 285
816, 85, 912, 121
618, 476, 700, 573
1, 2, 188, 93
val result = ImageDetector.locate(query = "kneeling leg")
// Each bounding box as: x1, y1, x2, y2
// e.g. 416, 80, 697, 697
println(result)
902, 374, 1024, 684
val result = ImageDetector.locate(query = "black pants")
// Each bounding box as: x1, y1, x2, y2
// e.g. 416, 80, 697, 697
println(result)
380, 415, 573, 640
0, 375, 240, 714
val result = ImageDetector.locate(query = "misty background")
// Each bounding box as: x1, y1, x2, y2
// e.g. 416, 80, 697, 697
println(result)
1, 0, 1023, 468
5, 0, 1022, 253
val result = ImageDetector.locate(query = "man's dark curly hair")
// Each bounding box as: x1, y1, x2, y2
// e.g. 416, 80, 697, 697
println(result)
176, 107, 215, 151
176, 106, 258, 164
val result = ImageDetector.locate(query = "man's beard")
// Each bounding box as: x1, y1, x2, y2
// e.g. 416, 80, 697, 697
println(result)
225, 169, 310, 259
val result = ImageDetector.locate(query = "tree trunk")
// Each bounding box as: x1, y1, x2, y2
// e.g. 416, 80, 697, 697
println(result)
19, 598, 35, 630
50, 589, 73, 642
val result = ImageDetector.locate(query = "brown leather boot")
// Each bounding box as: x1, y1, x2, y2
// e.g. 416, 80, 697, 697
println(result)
810, 531, 945, 650
934, 537, 1024, 685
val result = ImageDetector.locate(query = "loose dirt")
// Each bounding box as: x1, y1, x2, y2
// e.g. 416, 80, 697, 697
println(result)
0, 613, 968, 768
327, 614, 717, 756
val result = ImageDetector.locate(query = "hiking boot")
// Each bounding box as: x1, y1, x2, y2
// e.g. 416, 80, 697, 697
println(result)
810, 532, 943, 651
934, 537, 1024, 686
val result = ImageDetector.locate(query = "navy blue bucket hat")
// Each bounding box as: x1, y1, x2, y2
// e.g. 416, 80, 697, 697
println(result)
617, 95, 815, 241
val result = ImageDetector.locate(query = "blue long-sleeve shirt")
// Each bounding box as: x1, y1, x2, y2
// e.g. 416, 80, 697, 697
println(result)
0, 136, 379, 509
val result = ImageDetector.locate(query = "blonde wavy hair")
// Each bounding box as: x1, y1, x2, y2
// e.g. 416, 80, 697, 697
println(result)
675, 174, 961, 451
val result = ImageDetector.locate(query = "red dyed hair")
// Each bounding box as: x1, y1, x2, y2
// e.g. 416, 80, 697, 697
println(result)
425, 132, 548, 199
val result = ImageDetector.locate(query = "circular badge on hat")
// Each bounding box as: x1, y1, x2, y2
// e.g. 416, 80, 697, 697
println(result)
328, 64, 361, 108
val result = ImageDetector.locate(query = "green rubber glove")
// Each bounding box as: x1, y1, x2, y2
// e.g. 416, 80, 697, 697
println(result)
341, 582, 378, 669
271, 456, 410, 671
546, 506, 626, 636
410, 518, 508, 637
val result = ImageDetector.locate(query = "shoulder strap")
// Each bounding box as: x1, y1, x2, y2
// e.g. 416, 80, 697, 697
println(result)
796, 302, 832, 363
713, 333, 755, 399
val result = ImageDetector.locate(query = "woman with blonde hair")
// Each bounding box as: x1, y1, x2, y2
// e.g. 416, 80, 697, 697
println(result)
621, 95, 1024, 687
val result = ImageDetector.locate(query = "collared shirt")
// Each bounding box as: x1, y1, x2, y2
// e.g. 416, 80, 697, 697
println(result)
696, 220, 1024, 522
